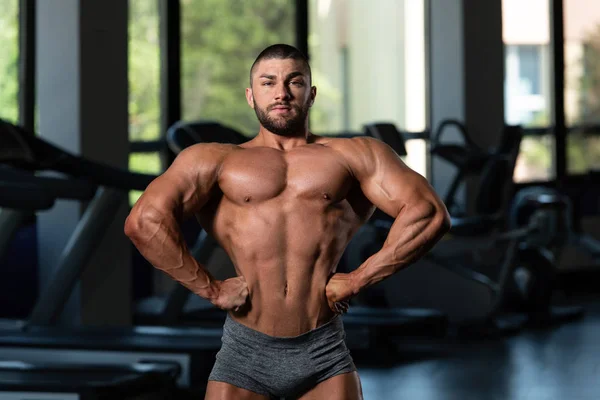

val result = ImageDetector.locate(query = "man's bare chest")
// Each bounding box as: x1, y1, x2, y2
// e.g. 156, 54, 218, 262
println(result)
217, 146, 355, 205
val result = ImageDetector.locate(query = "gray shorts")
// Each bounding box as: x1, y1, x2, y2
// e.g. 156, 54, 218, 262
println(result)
208, 314, 356, 399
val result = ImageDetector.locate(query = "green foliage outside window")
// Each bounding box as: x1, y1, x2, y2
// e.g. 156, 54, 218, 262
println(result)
129, 0, 161, 142
0, 0, 19, 123
180, 0, 295, 136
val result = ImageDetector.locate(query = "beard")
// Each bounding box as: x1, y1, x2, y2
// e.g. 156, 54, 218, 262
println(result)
253, 99, 310, 137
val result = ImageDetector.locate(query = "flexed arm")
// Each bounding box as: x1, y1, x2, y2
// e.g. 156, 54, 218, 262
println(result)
124, 144, 247, 309
327, 137, 451, 306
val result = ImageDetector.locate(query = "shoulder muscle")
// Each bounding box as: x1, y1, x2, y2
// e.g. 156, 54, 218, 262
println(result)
138, 143, 237, 216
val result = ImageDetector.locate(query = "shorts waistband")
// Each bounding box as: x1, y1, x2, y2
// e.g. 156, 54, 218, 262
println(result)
223, 314, 344, 345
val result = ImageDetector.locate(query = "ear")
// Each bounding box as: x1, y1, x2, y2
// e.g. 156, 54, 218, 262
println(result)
309, 86, 317, 107
245, 87, 254, 109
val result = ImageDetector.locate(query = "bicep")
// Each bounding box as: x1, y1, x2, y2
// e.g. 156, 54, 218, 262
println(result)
351, 138, 444, 218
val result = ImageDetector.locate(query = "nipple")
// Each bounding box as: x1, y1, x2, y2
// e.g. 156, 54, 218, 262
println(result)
322, 193, 330, 200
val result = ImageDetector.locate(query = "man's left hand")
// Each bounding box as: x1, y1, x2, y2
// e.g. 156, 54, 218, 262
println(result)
325, 273, 356, 314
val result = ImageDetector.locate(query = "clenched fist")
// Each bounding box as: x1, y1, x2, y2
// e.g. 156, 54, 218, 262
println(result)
211, 276, 249, 312
325, 273, 356, 315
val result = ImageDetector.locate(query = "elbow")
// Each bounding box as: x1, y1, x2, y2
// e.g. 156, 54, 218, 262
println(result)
416, 200, 450, 239
124, 209, 144, 243
124, 211, 140, 241
124, 204, 162, 244
408, 200, 451, 240
433, 203, 452, 237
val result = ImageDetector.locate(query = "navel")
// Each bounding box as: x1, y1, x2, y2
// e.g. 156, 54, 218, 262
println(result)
284, 282, 288, 296
244, 196, 251, 203
322, 193, 330, 200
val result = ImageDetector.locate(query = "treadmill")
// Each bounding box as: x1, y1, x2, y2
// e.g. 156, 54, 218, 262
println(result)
0, 360, 179, 400
0, 119, 224, 392
0, 169, 182, 399
133, 120, 449, 349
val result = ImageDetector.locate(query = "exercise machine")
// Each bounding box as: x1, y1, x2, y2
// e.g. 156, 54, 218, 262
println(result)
505, 186, 586, 326
0, 119, 227, 393
430, 119, 584, 327
0, 168, 182, 398
0, 360, 180, 400
430, 119, 521, 217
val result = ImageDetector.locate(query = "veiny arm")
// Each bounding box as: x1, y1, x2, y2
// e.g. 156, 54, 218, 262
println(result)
124, 143, 231, 301
343, 137, 451, 293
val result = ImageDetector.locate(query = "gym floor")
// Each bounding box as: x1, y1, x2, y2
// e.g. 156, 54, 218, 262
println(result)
355, 296, 600, 400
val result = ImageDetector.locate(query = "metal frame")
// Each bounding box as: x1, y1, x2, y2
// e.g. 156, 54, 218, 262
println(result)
27, 188, 126, 326
521, 125, 600, 137
159, 0, 181, 168
551, 0, 567, 184
296, 0, 308, 58
424, 0, 433, 180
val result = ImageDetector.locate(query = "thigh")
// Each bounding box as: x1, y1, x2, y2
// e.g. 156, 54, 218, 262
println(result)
204, 381, 271, 400
297, 372, 363, 400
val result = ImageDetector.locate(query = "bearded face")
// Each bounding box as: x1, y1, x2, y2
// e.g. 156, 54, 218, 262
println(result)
252, 97, 311, 137
247, 58, 316, 136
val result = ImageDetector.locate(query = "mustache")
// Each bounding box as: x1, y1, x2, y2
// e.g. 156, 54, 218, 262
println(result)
268, 103, 294, 111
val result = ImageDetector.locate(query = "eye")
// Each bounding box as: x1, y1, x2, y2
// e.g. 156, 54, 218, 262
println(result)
291, 81, 304, 86
262, 81, 273, 86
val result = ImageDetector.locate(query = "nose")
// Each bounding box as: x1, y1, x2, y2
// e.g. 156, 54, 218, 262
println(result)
274, 82, 291, 101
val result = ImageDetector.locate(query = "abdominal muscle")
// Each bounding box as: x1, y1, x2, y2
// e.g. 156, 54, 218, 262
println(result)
208, 200, 353, 337
230, 257, 337, 337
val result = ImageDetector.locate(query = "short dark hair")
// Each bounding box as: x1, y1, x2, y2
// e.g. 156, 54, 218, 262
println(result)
249, 44, 311, 85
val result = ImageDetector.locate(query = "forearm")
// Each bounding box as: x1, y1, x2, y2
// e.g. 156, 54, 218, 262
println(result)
125, 206, 219, 301
349, 203, 450, 293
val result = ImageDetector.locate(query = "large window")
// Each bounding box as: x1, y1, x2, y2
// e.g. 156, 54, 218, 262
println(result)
128, 0, 162, 202
181, 0, 296, 136
503, 0, 555, 183
308, 0, 428, 177
564, 0, 600, 174
0, 0, 19, 123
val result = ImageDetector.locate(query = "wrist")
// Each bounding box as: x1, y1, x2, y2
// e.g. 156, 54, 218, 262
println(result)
197, 279, 221, 301
348, 269, 366, 296
348, 251, 385, 294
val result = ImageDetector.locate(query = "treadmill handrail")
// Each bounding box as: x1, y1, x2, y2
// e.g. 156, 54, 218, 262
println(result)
0, 167, 97, 201
0, 119, 156, 191
64, 157, 156, 192
0, 181, 56, 210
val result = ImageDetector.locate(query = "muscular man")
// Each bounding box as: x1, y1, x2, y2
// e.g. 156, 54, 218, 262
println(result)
125, 44, 450, 399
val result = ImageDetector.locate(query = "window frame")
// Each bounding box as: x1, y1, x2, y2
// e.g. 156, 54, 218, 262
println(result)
515, 0, 600, 187
129, 0, 431, 173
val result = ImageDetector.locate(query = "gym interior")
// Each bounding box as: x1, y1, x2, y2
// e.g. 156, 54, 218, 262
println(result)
1, 0, 599, 399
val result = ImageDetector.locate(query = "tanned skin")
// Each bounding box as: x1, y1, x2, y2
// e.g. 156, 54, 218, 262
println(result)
125, 58, 451, 400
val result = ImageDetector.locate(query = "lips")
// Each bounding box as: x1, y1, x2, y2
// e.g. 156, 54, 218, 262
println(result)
270, 104, 291, 111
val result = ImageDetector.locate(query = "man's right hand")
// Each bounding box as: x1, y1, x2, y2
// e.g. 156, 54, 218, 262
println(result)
211, 276, 249, 312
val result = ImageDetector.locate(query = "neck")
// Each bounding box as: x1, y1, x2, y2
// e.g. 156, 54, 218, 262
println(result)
255, 124, 313, 150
